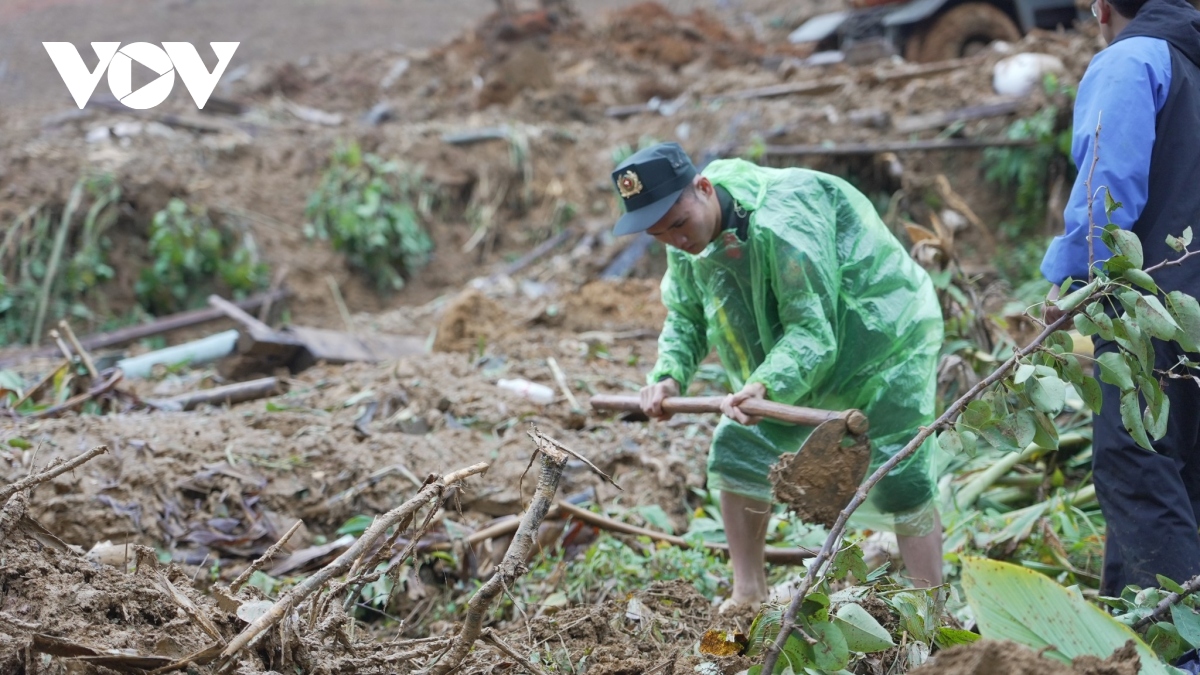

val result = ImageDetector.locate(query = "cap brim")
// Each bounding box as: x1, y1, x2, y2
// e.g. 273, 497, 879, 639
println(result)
612, 186, 686, 236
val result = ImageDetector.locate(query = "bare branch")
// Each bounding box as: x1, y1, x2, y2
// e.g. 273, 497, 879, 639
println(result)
432, 430, 569, 674
229, 520, 304, 593
1133, 572, 1200, 630
0, 445, 108, 504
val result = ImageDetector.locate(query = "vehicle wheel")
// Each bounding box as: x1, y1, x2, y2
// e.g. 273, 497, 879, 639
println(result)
909, 2, 1021, 63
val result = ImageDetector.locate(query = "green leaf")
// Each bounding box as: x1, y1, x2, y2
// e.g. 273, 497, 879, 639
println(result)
963, 400, 994, 428
934, 627, 981, 650
1120, 390, 1154, 451
1123, 268, 1158, 294
960, 557, 1175, 673
1147, 621, 1188, 663
1136, 295, 1181, 340
1167, 234, 1185, 253
1172, 605, 1200, 650
1184, 227, 1193, 247
1103, 224, 1142, 268
1055, 280, 1100, 313
938, 429, 964, 455
1157, 575, 1187, 595
1143, 380, 1170, 441
1032, 411, 1060, 448
829, 545, 868, 583
337, 514, 374, 536
1166, 291, 1200, 351
1046, 331, 1075, 355
834, 604, 894, 653
1097, 352, 1134, 392
888, 591, 938, 644
1104, 188, 1123, 217
1104, 254, 1135, 277
1014, 364, 1036, 385
1073, 314, 1100, 337
1028, 376, 1066, 415
810, 621, 850, 671
1085, 304, 1116, 341
1080, 377, 1104, 414
781, 633, 811, 672
7, 437, 32, 449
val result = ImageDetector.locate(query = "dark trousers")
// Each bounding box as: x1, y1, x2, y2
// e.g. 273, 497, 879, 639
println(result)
1093, 338, 1200, 596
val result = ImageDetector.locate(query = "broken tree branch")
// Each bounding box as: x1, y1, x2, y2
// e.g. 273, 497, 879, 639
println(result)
217, 462, 489, 665
1134, 573, 1200, 630
482, 628, 551, 675
150, 377, 281, 411
432, 436, 569, 674
230, 520, 304, 593
58, 321, 99, 380
547, 357, 582, 411
761, 307, 1081, 673
0, 445, 108, 504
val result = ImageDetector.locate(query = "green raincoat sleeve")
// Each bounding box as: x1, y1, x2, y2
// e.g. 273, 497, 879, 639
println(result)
647, 250, 708, 390
743, 203, 839, 406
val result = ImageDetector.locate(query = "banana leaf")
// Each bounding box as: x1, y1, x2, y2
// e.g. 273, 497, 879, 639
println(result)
961, 557, 1181, 674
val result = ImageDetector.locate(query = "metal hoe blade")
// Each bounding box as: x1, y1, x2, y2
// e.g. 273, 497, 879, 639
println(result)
769, 418, 871, 528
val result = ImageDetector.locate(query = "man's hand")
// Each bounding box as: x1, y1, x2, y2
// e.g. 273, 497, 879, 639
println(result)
722, 381, 766, 426
640, 378, 680, 421
1043, 284, 1064, 324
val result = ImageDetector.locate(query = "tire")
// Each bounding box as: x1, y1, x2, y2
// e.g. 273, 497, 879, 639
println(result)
907, 2, 1021, 63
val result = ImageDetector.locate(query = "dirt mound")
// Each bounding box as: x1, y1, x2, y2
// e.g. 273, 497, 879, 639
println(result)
912, 640, 1141, 675
433, 288, 515, 352
562, 278, 666, 333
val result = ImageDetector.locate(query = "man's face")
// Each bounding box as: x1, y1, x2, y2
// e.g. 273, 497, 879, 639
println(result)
644, 178, 720, 255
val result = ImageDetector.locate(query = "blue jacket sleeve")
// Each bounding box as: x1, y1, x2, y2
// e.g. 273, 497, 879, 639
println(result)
1041, 36, 1172, 286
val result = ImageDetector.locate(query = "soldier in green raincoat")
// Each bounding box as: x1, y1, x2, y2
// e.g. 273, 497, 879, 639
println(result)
611, 143, 944, 610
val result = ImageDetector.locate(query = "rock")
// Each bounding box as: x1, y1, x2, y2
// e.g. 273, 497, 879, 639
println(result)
993, 52, 1066, 97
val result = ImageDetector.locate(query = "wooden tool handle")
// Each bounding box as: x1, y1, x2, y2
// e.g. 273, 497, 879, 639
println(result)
589, 394, 868, 435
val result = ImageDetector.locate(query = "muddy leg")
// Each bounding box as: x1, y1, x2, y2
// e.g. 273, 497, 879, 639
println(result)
721, 491, 771, 605
896, 509, 943, 587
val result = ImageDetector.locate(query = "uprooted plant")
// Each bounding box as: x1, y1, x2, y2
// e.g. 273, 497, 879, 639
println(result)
758, 134, 1200, 673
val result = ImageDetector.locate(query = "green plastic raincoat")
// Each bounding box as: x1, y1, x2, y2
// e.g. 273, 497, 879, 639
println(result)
647, 159, 944, 534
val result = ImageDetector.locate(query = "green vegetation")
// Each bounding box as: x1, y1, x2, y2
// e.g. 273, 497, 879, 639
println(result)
136, 198, 269, 314
305, 142, 434, 292
983, 75, 1077, 287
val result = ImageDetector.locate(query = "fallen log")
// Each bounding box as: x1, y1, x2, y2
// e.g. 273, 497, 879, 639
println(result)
0, 289, 287, 368
148, 376, 282, 412
892, 99, 1024, 134
501, 225, 579, 276
759, 137, 1036, 157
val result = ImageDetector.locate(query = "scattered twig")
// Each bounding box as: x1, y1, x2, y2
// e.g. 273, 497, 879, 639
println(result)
25, 369, 123, 419
230, 520, 304, 593
157, 573, 224, 643
150, 377, 281, 412
48, 330, 76, 365
501, 226, 579, 276
555, 501, 813, 564
258, 264, 291, 323
481, 628, 550, 675
761, 307, 1081, 673
431, 434, 569, 674
0, 445, 108, 504
326, 275, 355, 331
57, 321, 99, 380
1133, 573, 1200, 630
530, 430, 619, 489
216, 463, 489, 666
547, 357, 582, 411
1087, 112, 1103, 282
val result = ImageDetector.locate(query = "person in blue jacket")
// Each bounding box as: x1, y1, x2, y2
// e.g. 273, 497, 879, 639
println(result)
1042, 0, 1200, 595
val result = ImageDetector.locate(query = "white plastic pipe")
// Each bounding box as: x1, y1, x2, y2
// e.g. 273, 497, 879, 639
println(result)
116, 329, 239, 379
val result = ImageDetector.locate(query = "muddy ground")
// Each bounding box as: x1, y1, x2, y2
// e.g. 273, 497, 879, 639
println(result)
0, 0, 1105, 671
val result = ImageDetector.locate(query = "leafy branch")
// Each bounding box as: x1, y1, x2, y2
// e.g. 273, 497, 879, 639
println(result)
761, 198, 1200, 673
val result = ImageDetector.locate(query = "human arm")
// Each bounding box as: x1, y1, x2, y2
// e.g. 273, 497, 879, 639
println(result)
1040, 37, 1171, 287
646, 249, 709, 393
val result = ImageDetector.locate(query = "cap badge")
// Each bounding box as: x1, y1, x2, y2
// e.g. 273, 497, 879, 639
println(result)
617, 170, 644, 199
